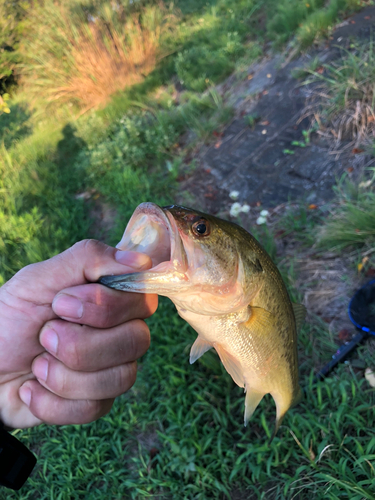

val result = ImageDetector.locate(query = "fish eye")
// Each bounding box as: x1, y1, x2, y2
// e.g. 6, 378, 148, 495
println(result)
192, 219, 210, 237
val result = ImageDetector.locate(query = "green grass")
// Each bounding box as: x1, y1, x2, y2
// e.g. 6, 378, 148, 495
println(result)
301, 40, 375, 144
318, 173, 375, 251
5, 299, 375, 499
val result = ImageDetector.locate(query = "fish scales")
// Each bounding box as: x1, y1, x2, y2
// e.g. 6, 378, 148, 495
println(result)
99, 202, 305, 436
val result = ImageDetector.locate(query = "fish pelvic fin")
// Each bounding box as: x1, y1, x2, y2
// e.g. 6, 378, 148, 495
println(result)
190, 336, 212, 364
270, 386, 303, 443
244, 388, 264, 426
214, 344, 245, 388
292, 303, 306, 332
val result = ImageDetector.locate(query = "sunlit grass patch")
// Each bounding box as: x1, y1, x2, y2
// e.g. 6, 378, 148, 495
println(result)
266, 0, 364, 49
20, 0, 176, 110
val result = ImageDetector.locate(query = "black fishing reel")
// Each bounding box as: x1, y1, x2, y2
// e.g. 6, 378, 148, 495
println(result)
314, 279, 375, 381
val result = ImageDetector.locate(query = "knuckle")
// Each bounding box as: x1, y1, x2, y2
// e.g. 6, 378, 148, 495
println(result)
83, 399, 113, 422
132, 320, 151, 355
117, 363, 137, 393
63, 331, 85, 370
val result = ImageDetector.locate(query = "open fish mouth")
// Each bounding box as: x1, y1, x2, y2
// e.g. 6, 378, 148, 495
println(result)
99, 203, 190, 293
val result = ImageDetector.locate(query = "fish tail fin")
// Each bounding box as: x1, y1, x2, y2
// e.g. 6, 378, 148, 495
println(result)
244, 388, 264, 426
269, 386, 303, 444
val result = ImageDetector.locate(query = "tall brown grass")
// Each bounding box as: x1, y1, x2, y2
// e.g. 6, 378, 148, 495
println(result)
20, 0, 176, 109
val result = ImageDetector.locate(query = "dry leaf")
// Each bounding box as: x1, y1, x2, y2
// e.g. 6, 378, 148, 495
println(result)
317, 67, 324, 74
338, 329, 351, 342
352, 148, 364, 154
347, 167, 354, 173
247, 74, 254, 80
308, 204, 317, 209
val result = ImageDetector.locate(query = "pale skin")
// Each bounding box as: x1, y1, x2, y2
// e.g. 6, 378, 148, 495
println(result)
0, 239, 158, 429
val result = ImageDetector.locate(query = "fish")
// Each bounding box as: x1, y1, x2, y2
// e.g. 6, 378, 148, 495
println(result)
99, 202, 305, 435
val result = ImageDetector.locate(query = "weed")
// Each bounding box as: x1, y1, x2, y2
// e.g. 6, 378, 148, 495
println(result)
20, 0, 176, 109
304, 40, 375, 147
318, 173, 375, 251
246, 112, 260, 129
291, 56, 322, 79
292, 129, 311, 148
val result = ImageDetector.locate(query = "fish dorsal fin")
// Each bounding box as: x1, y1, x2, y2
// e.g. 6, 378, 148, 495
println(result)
292, 303, 306, 332
189, 336, 212, 364
244, 306, 275, 332
214, 344, 245, 388
244, 387, 264, 426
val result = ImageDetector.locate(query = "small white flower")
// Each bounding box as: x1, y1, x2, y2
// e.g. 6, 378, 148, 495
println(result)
260, 209, 269, 217
256, 216, 267, 225
230, 202, 242, 217
229, 190, 240, 200
241, 204, 250, 213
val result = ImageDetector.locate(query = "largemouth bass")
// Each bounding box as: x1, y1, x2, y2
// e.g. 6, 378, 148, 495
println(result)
99, 203, 305, 434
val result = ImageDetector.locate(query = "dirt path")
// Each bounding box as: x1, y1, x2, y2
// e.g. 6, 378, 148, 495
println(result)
178, 5, 375, 214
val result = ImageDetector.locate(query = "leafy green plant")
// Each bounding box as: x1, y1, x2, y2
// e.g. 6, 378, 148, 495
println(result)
0, 92, 10, 114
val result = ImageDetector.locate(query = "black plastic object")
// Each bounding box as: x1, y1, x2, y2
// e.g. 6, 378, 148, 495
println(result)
313, 279, 375, 382
348, 279, 375, 335
0, 422, 37, 490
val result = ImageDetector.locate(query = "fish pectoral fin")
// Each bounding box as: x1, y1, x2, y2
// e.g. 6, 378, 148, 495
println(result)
189, 336, 213, 364
214, 344, 244, 388
292, 303, 306, 332
244, 306, 275, 332
244, 388, 264, 426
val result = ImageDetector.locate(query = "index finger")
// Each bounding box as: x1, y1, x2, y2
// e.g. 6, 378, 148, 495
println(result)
52, 283, 158, 328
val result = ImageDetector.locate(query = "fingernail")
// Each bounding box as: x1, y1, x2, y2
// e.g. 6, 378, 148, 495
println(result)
115, 250, 150, 269
33, 357, 49, 382
53, 294, 83, 319
19, 386, 31, 407
40, 328, 58, 355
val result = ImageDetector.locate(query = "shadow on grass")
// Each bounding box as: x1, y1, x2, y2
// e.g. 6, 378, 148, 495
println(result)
0, 102, 32, 149
55, 124, 87, 172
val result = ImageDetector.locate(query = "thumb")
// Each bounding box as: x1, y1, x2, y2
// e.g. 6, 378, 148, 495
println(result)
5, 239, 152, 305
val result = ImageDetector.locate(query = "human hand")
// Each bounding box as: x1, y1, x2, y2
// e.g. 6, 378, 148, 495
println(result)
0, 240, 157, 429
